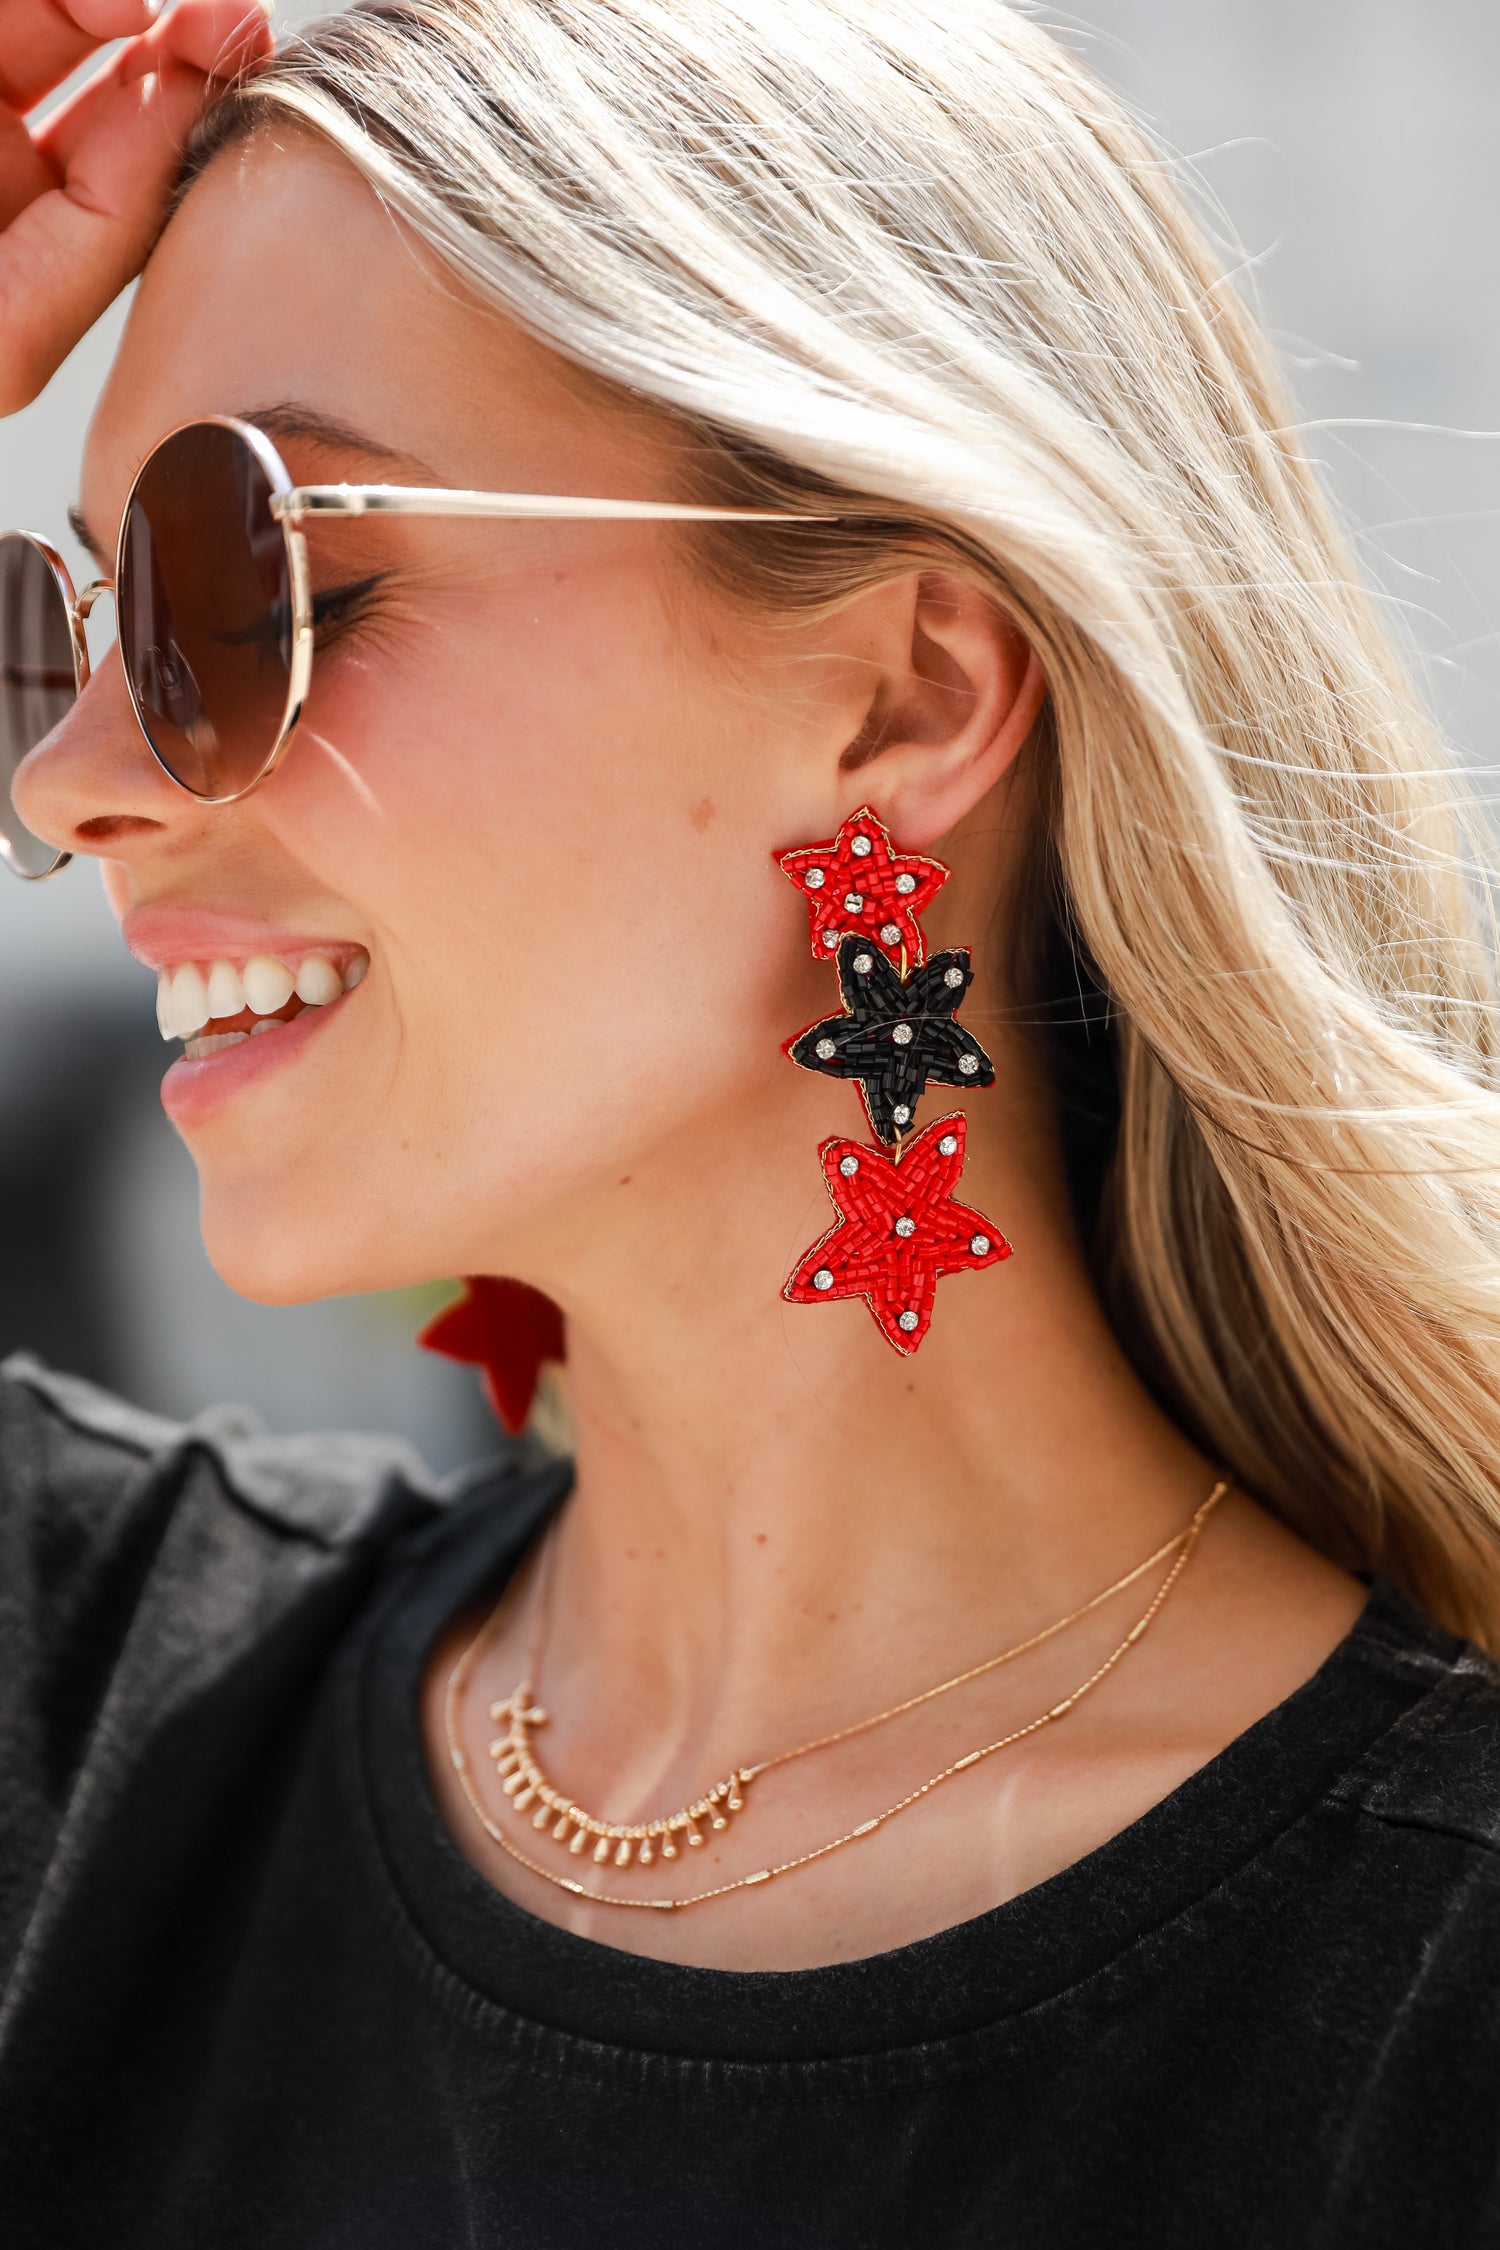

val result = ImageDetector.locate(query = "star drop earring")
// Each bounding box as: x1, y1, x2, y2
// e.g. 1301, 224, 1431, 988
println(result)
776, 806, 1010, 1353
419, 1274, 566, 1434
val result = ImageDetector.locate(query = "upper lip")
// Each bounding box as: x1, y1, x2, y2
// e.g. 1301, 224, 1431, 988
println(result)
122, 906, 369, 973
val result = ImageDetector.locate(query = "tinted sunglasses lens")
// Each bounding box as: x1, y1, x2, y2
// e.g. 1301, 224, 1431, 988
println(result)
0, 534, 75, 877
119, 422, 294, 799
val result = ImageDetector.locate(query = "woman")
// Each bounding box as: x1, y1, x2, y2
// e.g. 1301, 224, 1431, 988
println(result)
3, 0, 1500, 2240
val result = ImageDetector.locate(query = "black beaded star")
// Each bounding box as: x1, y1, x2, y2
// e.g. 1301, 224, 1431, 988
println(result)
784, 935, 995, 1145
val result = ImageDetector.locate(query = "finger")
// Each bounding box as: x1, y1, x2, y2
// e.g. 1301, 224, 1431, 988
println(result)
41, 0, 271, 169
0, 0, 163, 115
0, 56, 208, 414
0, 99, 56, 232
63, 0, 162, 30
143, 0, 273, 83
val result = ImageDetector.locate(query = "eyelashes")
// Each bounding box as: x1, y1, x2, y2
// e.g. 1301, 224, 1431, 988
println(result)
310, 572, 389, 645
210, 573, 392, 658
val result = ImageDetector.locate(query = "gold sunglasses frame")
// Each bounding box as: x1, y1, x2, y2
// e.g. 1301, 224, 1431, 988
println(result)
1, 412, 841, 881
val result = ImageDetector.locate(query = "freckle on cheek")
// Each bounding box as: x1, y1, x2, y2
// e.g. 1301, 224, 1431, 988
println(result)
688, 796, 717, 833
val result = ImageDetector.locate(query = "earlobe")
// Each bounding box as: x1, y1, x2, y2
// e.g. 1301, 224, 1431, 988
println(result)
836, 571, 1047, 850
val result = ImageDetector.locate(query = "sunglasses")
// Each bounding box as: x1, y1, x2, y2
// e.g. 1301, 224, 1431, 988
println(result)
0, 413, 836, 880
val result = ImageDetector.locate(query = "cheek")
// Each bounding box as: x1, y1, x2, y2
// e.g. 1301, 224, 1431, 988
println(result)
245, 581, 796, 1238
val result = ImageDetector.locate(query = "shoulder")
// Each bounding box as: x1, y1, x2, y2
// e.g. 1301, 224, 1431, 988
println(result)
0, 1350, 450, 1551
0, 1351, 450, 1692
1334, 1581, 1500, 1860
0, 1356, 544, 1949
0, 1355, 554, 1984
0, 1354, 563, 2025
0, 1351, 557, 1673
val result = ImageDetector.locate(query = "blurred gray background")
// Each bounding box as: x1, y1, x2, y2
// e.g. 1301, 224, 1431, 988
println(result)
0, 0, 1494, 1458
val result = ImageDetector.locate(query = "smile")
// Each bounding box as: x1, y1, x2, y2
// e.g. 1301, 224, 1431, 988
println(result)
154, 950, 370, 1058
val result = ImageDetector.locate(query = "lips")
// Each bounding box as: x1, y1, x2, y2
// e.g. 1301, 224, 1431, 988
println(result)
159, 991, 354, 1133
121, 907, 373, 1124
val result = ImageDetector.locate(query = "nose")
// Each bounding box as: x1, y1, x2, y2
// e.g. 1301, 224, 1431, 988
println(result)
11, 647, 203, 862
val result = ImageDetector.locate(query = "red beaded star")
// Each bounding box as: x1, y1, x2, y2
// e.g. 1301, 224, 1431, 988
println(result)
783, 1113, 1010, 1354
418, 1275, 566, 1434
775, 805, 949, 968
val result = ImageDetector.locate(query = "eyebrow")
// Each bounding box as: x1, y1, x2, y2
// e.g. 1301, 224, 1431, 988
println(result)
67, 404, 442, 568
66, 504, 108, 568
239, 401, 440, 482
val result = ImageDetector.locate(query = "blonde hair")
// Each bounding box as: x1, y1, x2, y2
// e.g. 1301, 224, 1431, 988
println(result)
196, 0, 1500, 1649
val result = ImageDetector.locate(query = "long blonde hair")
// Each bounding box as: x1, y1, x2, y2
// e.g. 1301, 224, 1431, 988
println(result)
195, 0, 1500, 1648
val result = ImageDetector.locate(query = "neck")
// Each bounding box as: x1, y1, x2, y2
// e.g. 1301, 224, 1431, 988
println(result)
505, 1028, 1217, 1774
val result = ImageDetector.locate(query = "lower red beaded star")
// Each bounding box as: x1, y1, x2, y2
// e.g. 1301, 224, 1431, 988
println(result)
783, 1113, 1010, 1354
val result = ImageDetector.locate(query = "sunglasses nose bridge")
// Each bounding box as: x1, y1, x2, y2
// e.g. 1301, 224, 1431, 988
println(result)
75, 578, 115, 625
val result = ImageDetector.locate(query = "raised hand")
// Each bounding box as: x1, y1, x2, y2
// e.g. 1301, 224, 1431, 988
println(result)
0, 0, 273, 415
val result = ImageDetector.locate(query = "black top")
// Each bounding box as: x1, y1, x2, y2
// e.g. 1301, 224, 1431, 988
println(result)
5, 1355, 1500, 2248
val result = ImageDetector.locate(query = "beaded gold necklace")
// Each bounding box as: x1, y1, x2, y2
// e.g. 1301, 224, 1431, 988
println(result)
444, 1478, 1228, 1912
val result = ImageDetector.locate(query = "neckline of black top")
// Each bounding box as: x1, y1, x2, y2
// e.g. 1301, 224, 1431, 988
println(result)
355, 1460, 1456, 2068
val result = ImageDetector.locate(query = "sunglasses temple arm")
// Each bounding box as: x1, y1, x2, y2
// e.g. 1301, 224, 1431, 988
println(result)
272, 485, 844, 526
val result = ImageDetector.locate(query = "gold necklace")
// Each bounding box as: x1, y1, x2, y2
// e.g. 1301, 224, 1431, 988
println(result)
444, 1477, 1228, 1912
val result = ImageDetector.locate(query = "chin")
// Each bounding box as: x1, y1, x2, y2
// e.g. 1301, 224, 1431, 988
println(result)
197, 1185, 419, 1307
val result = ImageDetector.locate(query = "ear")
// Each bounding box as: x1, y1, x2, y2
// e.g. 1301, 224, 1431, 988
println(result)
836, 571, 1046, 849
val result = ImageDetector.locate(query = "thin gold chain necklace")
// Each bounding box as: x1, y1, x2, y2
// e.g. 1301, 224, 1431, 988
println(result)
444, 1477, 1228, 1913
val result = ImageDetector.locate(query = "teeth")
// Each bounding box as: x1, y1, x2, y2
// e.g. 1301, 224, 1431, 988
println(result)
153, 947, 370, 1043
206, 959, 245, 1020
250, 1019, 281, 1036
183, 1031, 250, 1060
170, 962, 209, 1038
295, 954, 342, 1006
243, 955, 296, 1015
